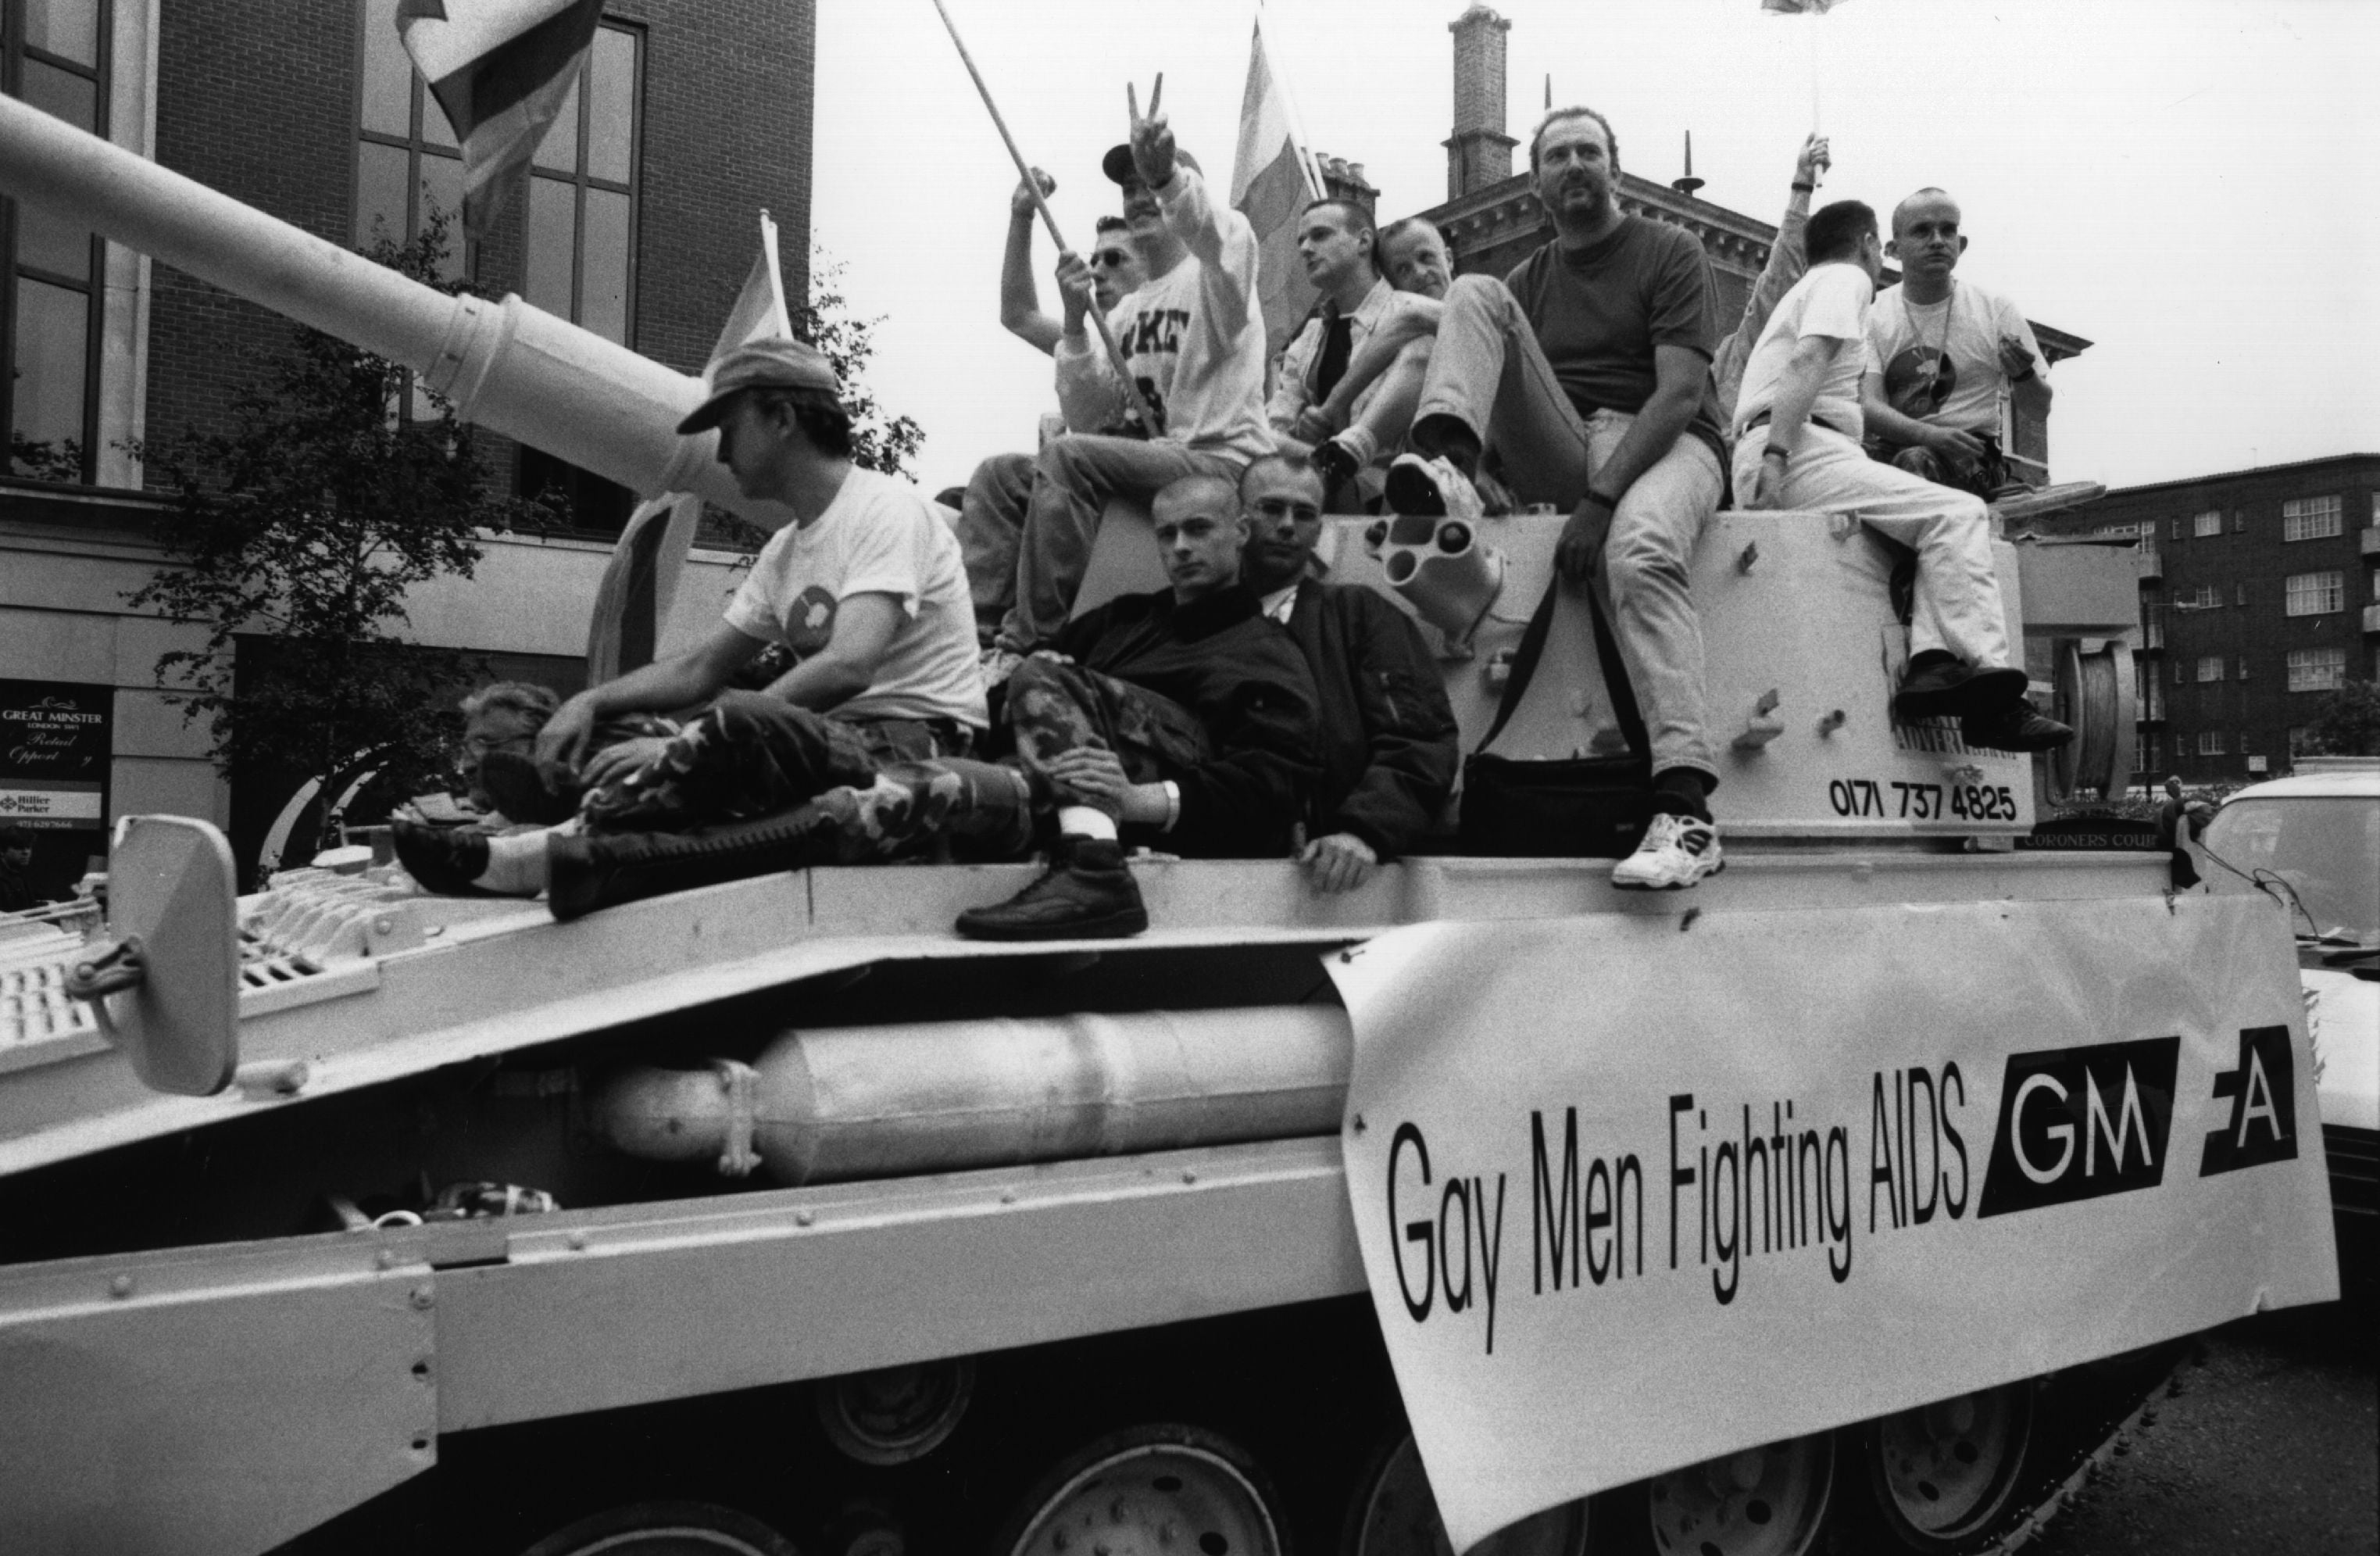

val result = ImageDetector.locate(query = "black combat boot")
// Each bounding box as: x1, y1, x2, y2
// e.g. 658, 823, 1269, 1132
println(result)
393, 819, 494, 896
953, 835, 1148, 941
545, 810, 843, 922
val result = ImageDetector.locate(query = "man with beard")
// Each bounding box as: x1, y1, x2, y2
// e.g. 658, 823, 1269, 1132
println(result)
963, 91, 1273, 659
1859, 188, 2050, 500
1385, 106, 1731, 891
1237, 452, 1458, 892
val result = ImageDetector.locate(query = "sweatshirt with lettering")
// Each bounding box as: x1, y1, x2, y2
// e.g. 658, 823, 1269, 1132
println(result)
1056, 165, 1273, 466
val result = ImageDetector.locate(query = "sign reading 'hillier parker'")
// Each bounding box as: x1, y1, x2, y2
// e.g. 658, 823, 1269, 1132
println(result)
0, 678, 112, 831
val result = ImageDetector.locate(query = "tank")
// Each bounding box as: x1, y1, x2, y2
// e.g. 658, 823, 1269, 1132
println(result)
0, 92, 2341, 1556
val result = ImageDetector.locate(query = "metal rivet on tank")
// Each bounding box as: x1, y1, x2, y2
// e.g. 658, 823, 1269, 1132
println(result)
375, 1247, 395, 1270
566, 1231, 588, 1251
108, 1274, 134, 1300
409, 1286, 434, 1309
1181, 1168, 1199, 1186
797, 1209, 818, 1225
373, 916, 395, 935
996, 1191, 1016, 1206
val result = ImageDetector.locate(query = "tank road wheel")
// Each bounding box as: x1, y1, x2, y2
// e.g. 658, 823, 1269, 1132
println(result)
817, 1357, 978, 1465
1645, 1433, 1833, 1556
518, 1501, 801, 1556
996, 1424, 1285, 1556
1342, 1431, 1588, 1556
1853, 1383, 2036, 1553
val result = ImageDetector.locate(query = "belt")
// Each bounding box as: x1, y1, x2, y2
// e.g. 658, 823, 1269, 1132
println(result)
1743, 410, 1851, 438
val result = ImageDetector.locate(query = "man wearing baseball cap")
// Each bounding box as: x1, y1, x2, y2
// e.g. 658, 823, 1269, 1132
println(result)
395, 336, 999, 898
960, 86, 1273, 659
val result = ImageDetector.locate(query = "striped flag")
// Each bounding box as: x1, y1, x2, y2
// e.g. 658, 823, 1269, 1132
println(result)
1229, 20, 1325, 362
586, 213, 795, 681
396, 0, 604, 239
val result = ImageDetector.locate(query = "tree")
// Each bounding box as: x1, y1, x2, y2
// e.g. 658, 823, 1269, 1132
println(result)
794, 249, 924, 479
2301, 679, 2380, 757
125, 216, 538, 854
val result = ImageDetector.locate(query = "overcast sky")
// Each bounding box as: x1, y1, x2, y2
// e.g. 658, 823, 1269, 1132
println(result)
812, 0, 2378, 501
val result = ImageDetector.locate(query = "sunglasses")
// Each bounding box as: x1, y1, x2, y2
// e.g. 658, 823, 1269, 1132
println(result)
1091, 248, 1133, 270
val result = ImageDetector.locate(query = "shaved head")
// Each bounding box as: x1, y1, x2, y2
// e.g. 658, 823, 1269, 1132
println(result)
1152, 472, 1239, 521
1892, 187, 1960, 238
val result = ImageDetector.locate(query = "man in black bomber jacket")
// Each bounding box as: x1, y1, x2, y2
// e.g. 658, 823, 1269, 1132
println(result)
1238, 452, 1460, 892
956, 471, 1320, 940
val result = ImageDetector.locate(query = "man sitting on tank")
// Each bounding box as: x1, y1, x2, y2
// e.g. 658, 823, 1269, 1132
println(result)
964, 91, 1273, 666
1731, 200, 2070, 753
1233, 452, 1459, 892
393, 337, 999, 896
953, 470, 1320, 939
396, 474, 1317, 938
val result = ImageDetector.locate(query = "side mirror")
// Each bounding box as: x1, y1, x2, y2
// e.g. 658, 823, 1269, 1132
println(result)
66, 816, 239, 1096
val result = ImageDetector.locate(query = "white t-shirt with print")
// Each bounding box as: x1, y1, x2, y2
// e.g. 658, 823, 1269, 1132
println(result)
1862, 279, 2044, 435
724, 467, 988, 730
1731, 261, 1874, 442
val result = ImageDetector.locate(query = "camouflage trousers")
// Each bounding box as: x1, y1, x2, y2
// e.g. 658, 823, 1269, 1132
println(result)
580, 691, 1031, 862
1004, 655, 1212, 823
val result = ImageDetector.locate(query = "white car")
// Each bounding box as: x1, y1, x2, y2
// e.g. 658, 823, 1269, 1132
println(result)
2200, 759, 2379, 1282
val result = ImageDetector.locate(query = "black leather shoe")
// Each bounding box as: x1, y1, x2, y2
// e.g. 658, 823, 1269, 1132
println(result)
1314, 436, 1361, 503
393, 819, 492, 896
1892, 658, 2029, 722
954, 836, 1148, 941
546, 810, 845, 922
1963, 701, 2074, 753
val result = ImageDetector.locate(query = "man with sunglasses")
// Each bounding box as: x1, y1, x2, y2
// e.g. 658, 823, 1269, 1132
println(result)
967, 92, 1274, 660
1238, 452, 1458, 893
997, 168, 1149, 359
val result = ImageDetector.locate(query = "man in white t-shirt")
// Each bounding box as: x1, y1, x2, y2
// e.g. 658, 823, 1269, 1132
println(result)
394, 338, 1024, 900
964, 92, 1274, 656
1733, 201, 2069, 754
1859, 188, 2051, 501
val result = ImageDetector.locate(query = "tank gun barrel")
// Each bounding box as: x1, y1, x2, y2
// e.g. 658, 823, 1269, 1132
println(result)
0, 93, 752, 515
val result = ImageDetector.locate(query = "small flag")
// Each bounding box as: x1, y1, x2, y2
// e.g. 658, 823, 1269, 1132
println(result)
1228, 20, 1324, 361
587, 214, 794, 680
1761, 0, 1848, 11
397, 0, 605, 239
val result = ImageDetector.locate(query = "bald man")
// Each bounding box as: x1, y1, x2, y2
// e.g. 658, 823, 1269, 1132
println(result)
1860, 188, 2051, 501
959, 471, 1320, 939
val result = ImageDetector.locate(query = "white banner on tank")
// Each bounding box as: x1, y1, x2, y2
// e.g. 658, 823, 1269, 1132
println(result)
1329, 893, 2336, 1552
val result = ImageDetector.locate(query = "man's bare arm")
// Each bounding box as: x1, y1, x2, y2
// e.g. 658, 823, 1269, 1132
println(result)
999, 170, 1062, 356
1859, 375, 1989, 463
1746, 333, 1842, 509
539, 619, 765, 769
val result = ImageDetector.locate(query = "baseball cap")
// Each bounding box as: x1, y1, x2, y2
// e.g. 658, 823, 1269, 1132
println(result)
676, 338, 843, 435
1101, 143, 1203, 187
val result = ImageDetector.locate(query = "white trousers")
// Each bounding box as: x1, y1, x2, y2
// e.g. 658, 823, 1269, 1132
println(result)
1731, 425, 2010, 668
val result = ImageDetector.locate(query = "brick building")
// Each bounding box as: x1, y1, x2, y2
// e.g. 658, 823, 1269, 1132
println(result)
2025, 453, 2380, 786
1415, 5, 2089, 488
1, 0, 816, 892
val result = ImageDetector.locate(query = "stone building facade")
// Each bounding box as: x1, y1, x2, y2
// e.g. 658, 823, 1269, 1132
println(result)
0, 0, 816, 893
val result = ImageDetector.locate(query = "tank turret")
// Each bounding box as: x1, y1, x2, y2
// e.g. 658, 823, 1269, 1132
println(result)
0, 94, 774, 525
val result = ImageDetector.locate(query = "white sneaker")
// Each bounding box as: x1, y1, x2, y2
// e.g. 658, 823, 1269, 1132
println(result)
1611, 813, 1724, 890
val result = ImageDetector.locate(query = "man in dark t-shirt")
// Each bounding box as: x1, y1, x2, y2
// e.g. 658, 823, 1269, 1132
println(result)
1387, 106, 1728, 890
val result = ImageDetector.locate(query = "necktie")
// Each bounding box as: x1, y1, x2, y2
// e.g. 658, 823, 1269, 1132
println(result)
1315, 306, 1354, 403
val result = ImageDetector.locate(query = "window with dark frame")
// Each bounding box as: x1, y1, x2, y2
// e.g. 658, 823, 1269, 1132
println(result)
515, 19, 641, 536
3, 0, 110, 484
356, 0, 466, 278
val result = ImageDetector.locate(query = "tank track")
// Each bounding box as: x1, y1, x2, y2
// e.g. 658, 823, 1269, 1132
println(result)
1961, 1343, 2189, 1556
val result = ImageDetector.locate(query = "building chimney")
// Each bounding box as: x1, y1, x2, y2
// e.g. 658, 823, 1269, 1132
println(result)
1444, 5, 1517, 200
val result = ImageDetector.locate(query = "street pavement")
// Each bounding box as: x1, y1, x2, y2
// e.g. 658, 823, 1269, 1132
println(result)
2030, 1299, 2376, 1555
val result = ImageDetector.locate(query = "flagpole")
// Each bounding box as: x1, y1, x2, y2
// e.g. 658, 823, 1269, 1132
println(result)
1253, 1, 1328, 199
927, 0, 1158, 430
